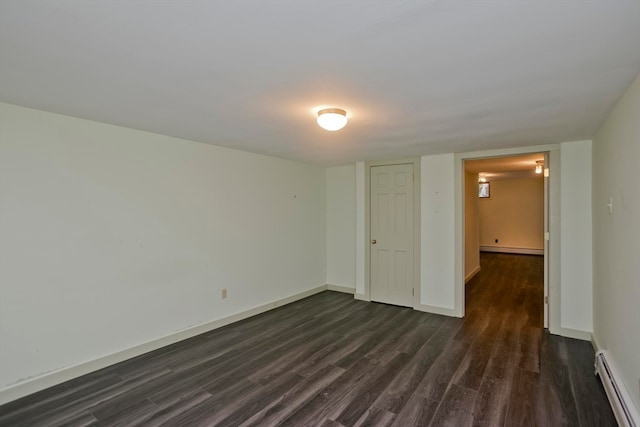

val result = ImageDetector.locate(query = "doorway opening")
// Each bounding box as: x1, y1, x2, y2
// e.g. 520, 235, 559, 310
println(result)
463, 154, 548, 328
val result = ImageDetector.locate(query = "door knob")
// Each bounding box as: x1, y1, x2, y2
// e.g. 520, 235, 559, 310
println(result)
371, 239, 377, 244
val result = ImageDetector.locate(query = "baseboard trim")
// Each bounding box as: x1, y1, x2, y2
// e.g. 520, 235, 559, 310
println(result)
465, 266, 481, 283
480, 246, 544, 255
326, 284, 356, 294
0, 285, 327, 406
413, 303, 462, 318
354, 293, 370, 302
555, 327, 592, 341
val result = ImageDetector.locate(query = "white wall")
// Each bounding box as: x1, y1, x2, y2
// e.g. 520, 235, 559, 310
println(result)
592, 73, 640, 411
342, 143, 593, 334
464, 172, 480, 281
326, 165, 356, 289
559, 140, 593, 334
478, 177, 544, 251
420, 154, 456, 311
0, 103, 326, 394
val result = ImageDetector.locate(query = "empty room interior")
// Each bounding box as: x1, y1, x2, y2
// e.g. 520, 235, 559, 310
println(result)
1, 2, 639, 426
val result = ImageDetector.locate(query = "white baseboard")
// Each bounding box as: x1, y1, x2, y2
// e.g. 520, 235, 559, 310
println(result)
465, 266, 481, 283
480, 246, 544, 255
555, 326, 592, 341
355, 294, 462, 318
326, 284, 356, 294
0, 285, 327, 406
354, 293, 370, 302
413, 303, 462, 318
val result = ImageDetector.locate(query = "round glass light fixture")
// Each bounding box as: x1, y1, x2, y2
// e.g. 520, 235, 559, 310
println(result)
317, 108, 347, 131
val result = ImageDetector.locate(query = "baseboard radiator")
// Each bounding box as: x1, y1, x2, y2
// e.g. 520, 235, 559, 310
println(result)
595, 350, 640, 427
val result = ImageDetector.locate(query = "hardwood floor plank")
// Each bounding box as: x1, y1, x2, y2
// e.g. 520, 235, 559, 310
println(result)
108, 326, 240, 378
504, 368, 541, 426
239, 364, 345, 426
334, 310, 414, 370
146, 316, 338, 404
519, 325, 542, 373
248, 331, 342, 385
157, 373, 301, 427
292, 330, 375, 378
390, 394, 439, 427
428, 383, 477, 427
452, 337, 495, 391
415, 337, 470, 402
36, 409, 97, 427
91, 399, 157, 427
565, 344, 617, 426
278, 357, 380, 426
539, 361, 580, 425
541, 332, 570, 364
361, 303, 410, 332
0, 371, 155, 426
483, 350, 519, 384
320, 419, 347, 427
364, 311, 427, 362
154, 379, 255, 417
142, 395, 220, 427
394, 315, 448, 355
165, 317, 323, 372
328, 302, 387, 337
353, 406, 396, 427
372, 316, 460, 414
0, 374, 119, 424
471, 376, 511, 427
209, 373, 305, 427
138, 389, 213, 427
194, 315, 353, 394
334, 352, 412, 426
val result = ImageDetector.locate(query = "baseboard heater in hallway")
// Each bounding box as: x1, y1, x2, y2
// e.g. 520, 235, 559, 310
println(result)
595, 350, 639, 427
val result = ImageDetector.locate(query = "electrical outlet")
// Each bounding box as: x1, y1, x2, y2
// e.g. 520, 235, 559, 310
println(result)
221, 288, 227, 299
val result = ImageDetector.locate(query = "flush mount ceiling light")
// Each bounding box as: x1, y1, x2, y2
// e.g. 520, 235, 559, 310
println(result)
535, 160, 544, 174
317, 108, 347, 131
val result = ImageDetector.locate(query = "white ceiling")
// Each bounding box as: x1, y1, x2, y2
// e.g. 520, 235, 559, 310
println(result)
1, 1, 639, 166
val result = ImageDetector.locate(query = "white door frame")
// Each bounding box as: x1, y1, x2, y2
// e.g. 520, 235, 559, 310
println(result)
361, 158, 421, 307
454, 144, 561, 334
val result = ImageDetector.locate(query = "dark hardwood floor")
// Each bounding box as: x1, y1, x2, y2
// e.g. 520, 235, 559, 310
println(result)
0, 253, 615, 426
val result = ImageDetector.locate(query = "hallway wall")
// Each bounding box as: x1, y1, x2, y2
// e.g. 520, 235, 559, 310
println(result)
592, 72, 640, 411
478, 177, 544, 253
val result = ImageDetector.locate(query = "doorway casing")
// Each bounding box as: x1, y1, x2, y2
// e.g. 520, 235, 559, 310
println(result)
454, 144, 561, 334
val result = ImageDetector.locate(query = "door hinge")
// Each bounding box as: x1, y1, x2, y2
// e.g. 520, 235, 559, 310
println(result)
544, 296, 549, 304
544, 232, 550, 241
